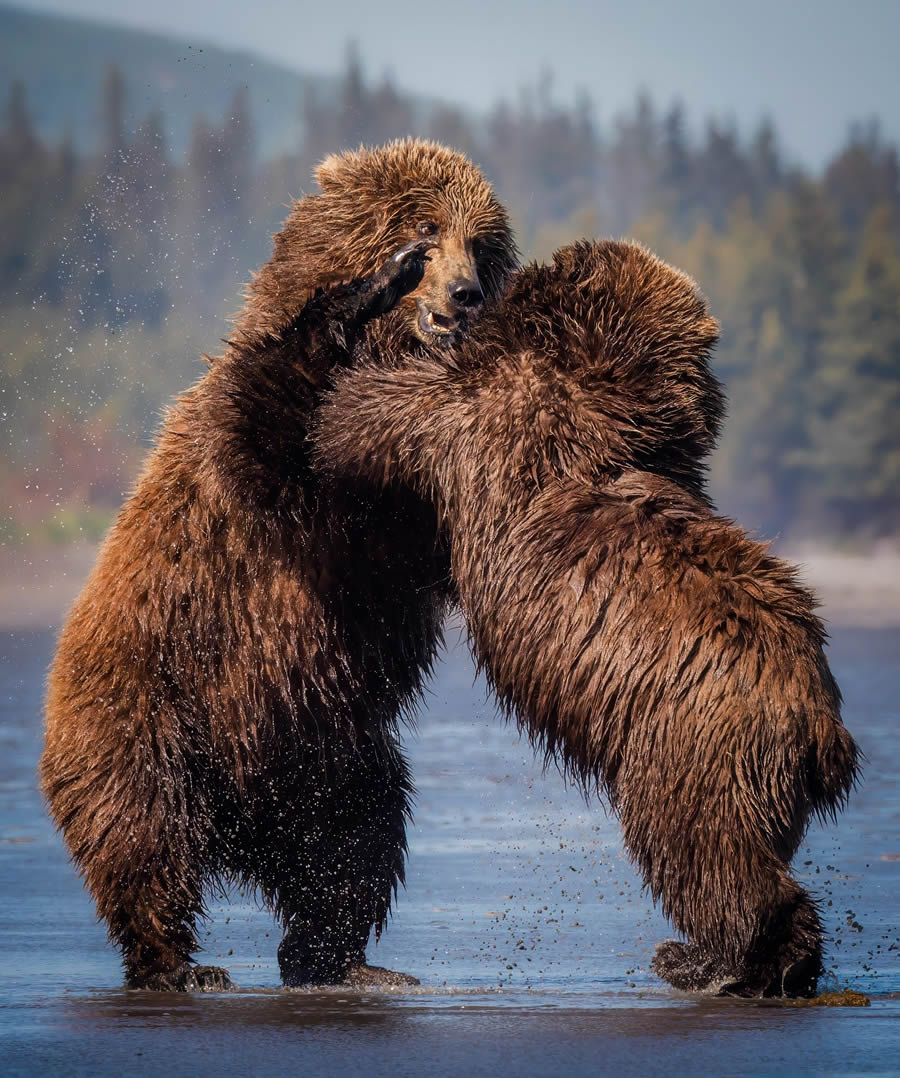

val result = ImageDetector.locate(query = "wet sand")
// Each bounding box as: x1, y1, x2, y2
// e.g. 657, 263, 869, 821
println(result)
1, 625, 898, 1076
8, 990, 899, 1078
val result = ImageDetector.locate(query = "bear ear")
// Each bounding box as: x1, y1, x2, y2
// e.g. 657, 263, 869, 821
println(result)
552, 240, 602, 285
315, 152, 355, 192
551, 244, 580, 276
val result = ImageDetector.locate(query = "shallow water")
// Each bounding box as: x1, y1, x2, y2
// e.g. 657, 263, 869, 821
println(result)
1, 624, 898, 1076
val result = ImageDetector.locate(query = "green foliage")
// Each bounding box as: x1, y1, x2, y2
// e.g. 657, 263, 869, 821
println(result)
1, 51, 898, 544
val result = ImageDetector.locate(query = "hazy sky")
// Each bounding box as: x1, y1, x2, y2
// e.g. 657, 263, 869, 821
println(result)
15, 0, 900, 167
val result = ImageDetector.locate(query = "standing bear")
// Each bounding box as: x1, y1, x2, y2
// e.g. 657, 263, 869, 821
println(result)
311, 240, 860, 997
41, 140, 517, 991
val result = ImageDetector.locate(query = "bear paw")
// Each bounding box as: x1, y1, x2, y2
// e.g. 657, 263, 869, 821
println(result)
345, 963, 420, 988
717, 953, 820, 999
282, 962, 419, 988
190, 964, 237, 992
651, 940, 736, 993
129, 962, 236, 992
361, 239, 435, 322
652, 940, 820, 999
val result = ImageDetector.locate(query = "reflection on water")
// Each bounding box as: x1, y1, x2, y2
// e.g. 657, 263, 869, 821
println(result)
1, 626, 898, 1076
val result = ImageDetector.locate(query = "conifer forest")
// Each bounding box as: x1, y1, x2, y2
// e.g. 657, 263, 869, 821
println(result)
2, 55, 899, 544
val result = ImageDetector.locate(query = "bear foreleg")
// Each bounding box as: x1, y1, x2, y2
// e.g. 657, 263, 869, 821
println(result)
275, 238, 435, 383
41, 705, 232, 992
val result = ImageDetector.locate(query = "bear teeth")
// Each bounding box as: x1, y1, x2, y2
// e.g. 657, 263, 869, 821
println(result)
427, 311, 453, 334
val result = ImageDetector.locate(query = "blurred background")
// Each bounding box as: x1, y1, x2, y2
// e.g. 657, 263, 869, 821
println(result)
2, 4, 899, 1045
1, 0, 899, 627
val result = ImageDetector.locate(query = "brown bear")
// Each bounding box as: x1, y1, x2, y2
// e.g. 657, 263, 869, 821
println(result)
310, 239, 860, 997
40, 139, 517, 991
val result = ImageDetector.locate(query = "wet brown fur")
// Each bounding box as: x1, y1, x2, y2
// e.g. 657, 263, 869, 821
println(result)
311, 239, 860, 997
40, 140, 517, 990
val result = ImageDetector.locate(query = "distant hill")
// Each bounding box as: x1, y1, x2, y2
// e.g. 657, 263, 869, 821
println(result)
0, 3, 342, 158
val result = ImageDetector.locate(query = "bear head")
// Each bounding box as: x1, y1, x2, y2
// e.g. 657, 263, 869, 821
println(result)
236, 138, 518, 348
453, 240, 724, 497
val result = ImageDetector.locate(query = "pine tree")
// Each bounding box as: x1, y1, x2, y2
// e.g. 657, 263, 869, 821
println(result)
370, 73, 414, 145
658, 101, 694, 226
100, 64, 126, 165
749, 117, 780, 207
6, 79, 39, 160
607, 91, 659, 229
223, 85, 254, 196
825, 122, 900, 234
429, 105, 481, 164
338, 42, 371, 148
814, 204, 900, 534
696, 119, 750, 228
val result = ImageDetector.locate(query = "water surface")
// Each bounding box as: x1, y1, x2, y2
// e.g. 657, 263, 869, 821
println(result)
1, 626, 898, 1076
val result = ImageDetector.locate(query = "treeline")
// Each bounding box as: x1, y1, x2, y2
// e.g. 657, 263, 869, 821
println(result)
1, 55, 899, 542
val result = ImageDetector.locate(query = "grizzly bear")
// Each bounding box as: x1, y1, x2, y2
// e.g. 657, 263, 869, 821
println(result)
310, 239, 860, 997
41, 139, 517, 991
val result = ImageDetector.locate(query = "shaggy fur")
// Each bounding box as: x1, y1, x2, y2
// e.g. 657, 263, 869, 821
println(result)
311, 239, 860, 997
41, 139, 516, 991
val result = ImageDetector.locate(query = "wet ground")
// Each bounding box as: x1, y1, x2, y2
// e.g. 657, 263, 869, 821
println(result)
1, 624, 898, 1076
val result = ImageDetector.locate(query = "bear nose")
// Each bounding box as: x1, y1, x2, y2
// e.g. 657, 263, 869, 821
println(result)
447, 278, 484, 309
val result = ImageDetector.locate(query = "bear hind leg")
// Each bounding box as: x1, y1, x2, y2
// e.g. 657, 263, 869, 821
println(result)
648, 833, 823, 998
260, 738, 418, 987
103, 851, 235, 992
87, 794, 231, 991
723, 883, 823, 998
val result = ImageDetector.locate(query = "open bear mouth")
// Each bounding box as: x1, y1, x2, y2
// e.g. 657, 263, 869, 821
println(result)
416, 300, 460, 339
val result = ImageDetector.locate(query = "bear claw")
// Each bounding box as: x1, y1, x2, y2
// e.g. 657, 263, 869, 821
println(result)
190, 964, 237, 992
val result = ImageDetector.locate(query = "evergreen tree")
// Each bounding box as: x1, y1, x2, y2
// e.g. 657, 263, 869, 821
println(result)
813, 204, 900, 534
100, 64, 126, 165
338, 43, 371, 148
696, 119, 749, 227
223, 85, 254, 198
5, 79, 39, 161
2, 59, 899, 543
607, 91, 659, 229
749, 117, 781, 207
429, 105, 481, 164
370, 73, 414, 145
658, 101, 694, 226
825, 122, 900, 233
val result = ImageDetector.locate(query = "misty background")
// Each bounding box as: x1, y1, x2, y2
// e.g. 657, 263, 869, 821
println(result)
1, 0, 899, 562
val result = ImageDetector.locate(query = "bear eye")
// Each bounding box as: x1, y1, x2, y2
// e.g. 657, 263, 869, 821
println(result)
417, 221, 440, 238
